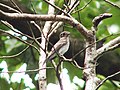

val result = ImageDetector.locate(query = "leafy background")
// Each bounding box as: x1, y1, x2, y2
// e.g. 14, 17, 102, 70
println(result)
0, 0, 120, 90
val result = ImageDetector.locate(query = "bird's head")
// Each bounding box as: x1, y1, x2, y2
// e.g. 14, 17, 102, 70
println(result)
59, 31, 70, 38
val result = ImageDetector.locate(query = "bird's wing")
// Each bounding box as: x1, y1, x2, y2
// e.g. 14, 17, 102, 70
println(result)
52, 39, 67, 53
42, 39, 67, 66
48, 39, 67, 60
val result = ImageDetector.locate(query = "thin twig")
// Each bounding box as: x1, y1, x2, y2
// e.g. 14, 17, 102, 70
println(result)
0, 2, 42, 34
0, 3, 20, 13
9, 0, 42, 49
72, 32, 120, 60
9, 0, 22, 12
62, 56, 84, 69
0, 2, 42, 49
48, 0, 79, 38
72, 60, 84, 69
0, 46, 29, 59
43, 0, 70, 17
76, 6, 81, 23
28, 22, 42, 49
104, 0, 120, 9
96, 36, 120, 57
95, 71, 120, 90
30, 21, 42, 34
72, 0, 92, 14
92, 13, 112, 30
67, 0, 80, 14
30, 0, 37, 14
1, 21, 45, 52
56, 60, 64, 90
48, 21, 60, 37
51, 60, 57, 69
51, 58, 64, 90
0, 29, 41, 53
0, 67, 53, 74
1, 21, 34, 40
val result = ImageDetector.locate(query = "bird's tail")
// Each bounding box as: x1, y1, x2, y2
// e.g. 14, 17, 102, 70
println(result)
42, 55, 56, 66
42, 58, 49, 66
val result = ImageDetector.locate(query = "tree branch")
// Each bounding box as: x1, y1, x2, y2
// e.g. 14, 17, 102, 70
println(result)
0, 3, 42, 38
72, 0, 92, 13
92, 13, 112, 30
0, 3, 20, 13
0, 10, 68, 21
1, 21, 35, 40
0, 46, 29, 59
82, 12, 113, 90
0, 29, 41, 53
104, 0, 120, 9
0, 10, 89, 39
56, 60, 64, 90
39, 0, 55, 90
48, 0, 79, 38
43, 0, 70, 17
96, 36, 120, 57
0, 67, 53, 74
9, 0, 22, 12
95, 71, 120, 90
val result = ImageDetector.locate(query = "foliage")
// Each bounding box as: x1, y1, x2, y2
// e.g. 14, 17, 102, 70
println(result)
0, 0, 120, 90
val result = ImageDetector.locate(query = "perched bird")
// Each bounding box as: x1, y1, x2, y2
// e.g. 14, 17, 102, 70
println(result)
43, 31, 70, 65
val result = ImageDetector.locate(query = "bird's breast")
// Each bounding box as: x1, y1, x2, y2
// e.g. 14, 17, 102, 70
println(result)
59, 38, 70, 55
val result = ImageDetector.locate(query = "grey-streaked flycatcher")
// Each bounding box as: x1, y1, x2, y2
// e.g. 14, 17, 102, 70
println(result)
43, 31, 70, 65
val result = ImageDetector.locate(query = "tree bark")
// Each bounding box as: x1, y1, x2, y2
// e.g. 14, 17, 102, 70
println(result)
83, 31, 100, 90
39, 0, 55, 90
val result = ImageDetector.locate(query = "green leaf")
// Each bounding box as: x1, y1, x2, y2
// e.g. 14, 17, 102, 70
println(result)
10, 79, 26, 90
0, 78, 10, 90
47, 63, 56, 83
6, 58, 23, 72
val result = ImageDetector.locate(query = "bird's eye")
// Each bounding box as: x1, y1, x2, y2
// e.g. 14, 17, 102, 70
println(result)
61, 33, 65, 37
